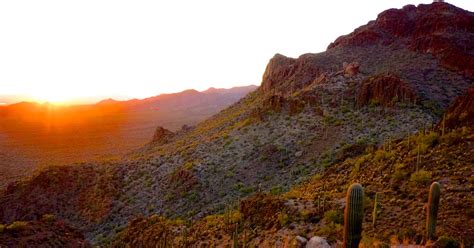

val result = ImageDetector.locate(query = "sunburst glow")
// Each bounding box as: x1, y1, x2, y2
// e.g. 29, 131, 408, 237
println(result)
0, 0, 473, 104
30, 90, 84, 104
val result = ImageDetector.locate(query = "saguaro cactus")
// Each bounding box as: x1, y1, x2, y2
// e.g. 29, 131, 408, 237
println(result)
372, 193, 380, 228
427, 182, 441, 241
343, 183, 364, 248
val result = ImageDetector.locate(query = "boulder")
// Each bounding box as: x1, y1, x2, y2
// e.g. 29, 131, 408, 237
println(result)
343, 62, 360, 77
306, 236, 330, 248
296, 236, 308, 247
151, 126, 175, 145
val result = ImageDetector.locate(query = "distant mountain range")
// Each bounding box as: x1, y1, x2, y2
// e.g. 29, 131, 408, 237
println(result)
0, 85, 257, 187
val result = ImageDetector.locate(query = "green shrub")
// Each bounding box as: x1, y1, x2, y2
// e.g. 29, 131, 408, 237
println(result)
436, 236, 460, 248
316, 223, 342, 244
278, 212, 290, 226
324, 210, 343, 224
240, 186, 254, 194
420, 132, 440, 147
392, 163, 408, 180
270, 186, 284, 195
374, 150, 393, 161
410, 169, 431, 185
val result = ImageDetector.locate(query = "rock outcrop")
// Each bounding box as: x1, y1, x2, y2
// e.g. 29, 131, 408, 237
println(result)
261, 54, 325, 94
442, 86, 474, 129
328, 2, 474, 78
356, 73, 417, 107
0, 219, 90, 247
151, 126, 175, 145
343, 62, 360, 77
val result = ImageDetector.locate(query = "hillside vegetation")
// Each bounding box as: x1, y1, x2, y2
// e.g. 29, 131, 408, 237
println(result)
112, 126, 474, 246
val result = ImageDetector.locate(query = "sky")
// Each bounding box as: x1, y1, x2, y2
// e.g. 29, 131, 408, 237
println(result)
0, 0, 472, 104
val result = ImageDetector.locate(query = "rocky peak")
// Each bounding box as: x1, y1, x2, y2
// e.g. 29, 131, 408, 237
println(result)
261, 54, 297, 93
328, 2, 474, 78
261, 53, 339, 95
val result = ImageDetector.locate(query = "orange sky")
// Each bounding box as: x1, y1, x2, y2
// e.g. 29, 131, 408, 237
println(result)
0, 0, 472, 104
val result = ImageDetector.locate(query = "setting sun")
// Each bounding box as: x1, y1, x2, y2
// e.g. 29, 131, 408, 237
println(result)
31, 91, 80, 104
2, 0, 472, 104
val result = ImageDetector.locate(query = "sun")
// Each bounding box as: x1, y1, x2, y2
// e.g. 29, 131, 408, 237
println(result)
31, 91, 78, 105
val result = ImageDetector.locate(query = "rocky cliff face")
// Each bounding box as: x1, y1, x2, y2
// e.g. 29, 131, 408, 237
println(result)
328, 2, 474, 78
260, 3, 473, 110
261, 54, 325, 95
356, 73, 417, 107
443, 86, 474, 129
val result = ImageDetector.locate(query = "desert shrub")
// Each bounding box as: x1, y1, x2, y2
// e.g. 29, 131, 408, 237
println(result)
240, 193, 284, 229
421, 132, 440, 147
299, 209, 311, 220
412, 143, 429, 155
6, 221, 28, 231
42, 214, 56, 222
422, 100, 442, 116
285, 190, 303, 199
316, 222, 343, 244
354, 154, 371, 168
278, 212, 290, 226
374, 149, 394, 162
183, 161, 194, 170
440, 130, 464, 145
336, 142, 369, 163
239, 186, 254, 195
436, 236, 460, 248
203, 214, 221, 228
270, 186, 285, 195
324, 210, 343, 224
410, 169, 431, 186
396, 227, 418, 243
360, 234, 389, 248
411, 132, 439, 154
320, 151, 334, 168
392, 163, 408, 180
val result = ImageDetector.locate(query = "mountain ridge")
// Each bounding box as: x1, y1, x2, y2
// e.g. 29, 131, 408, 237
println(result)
0, 85, 257, 189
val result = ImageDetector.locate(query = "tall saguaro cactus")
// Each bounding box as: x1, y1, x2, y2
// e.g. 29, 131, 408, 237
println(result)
427, 182, 441, 241
343, 183, 364, 248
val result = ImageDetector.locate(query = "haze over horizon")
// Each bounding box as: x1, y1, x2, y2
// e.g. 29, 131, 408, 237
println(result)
1, 0, 472, 104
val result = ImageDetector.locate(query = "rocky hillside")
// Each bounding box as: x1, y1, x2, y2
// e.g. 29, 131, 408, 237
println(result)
0, 2, 472, 246
0, 217, 89, 247
112, 126, 474, 247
